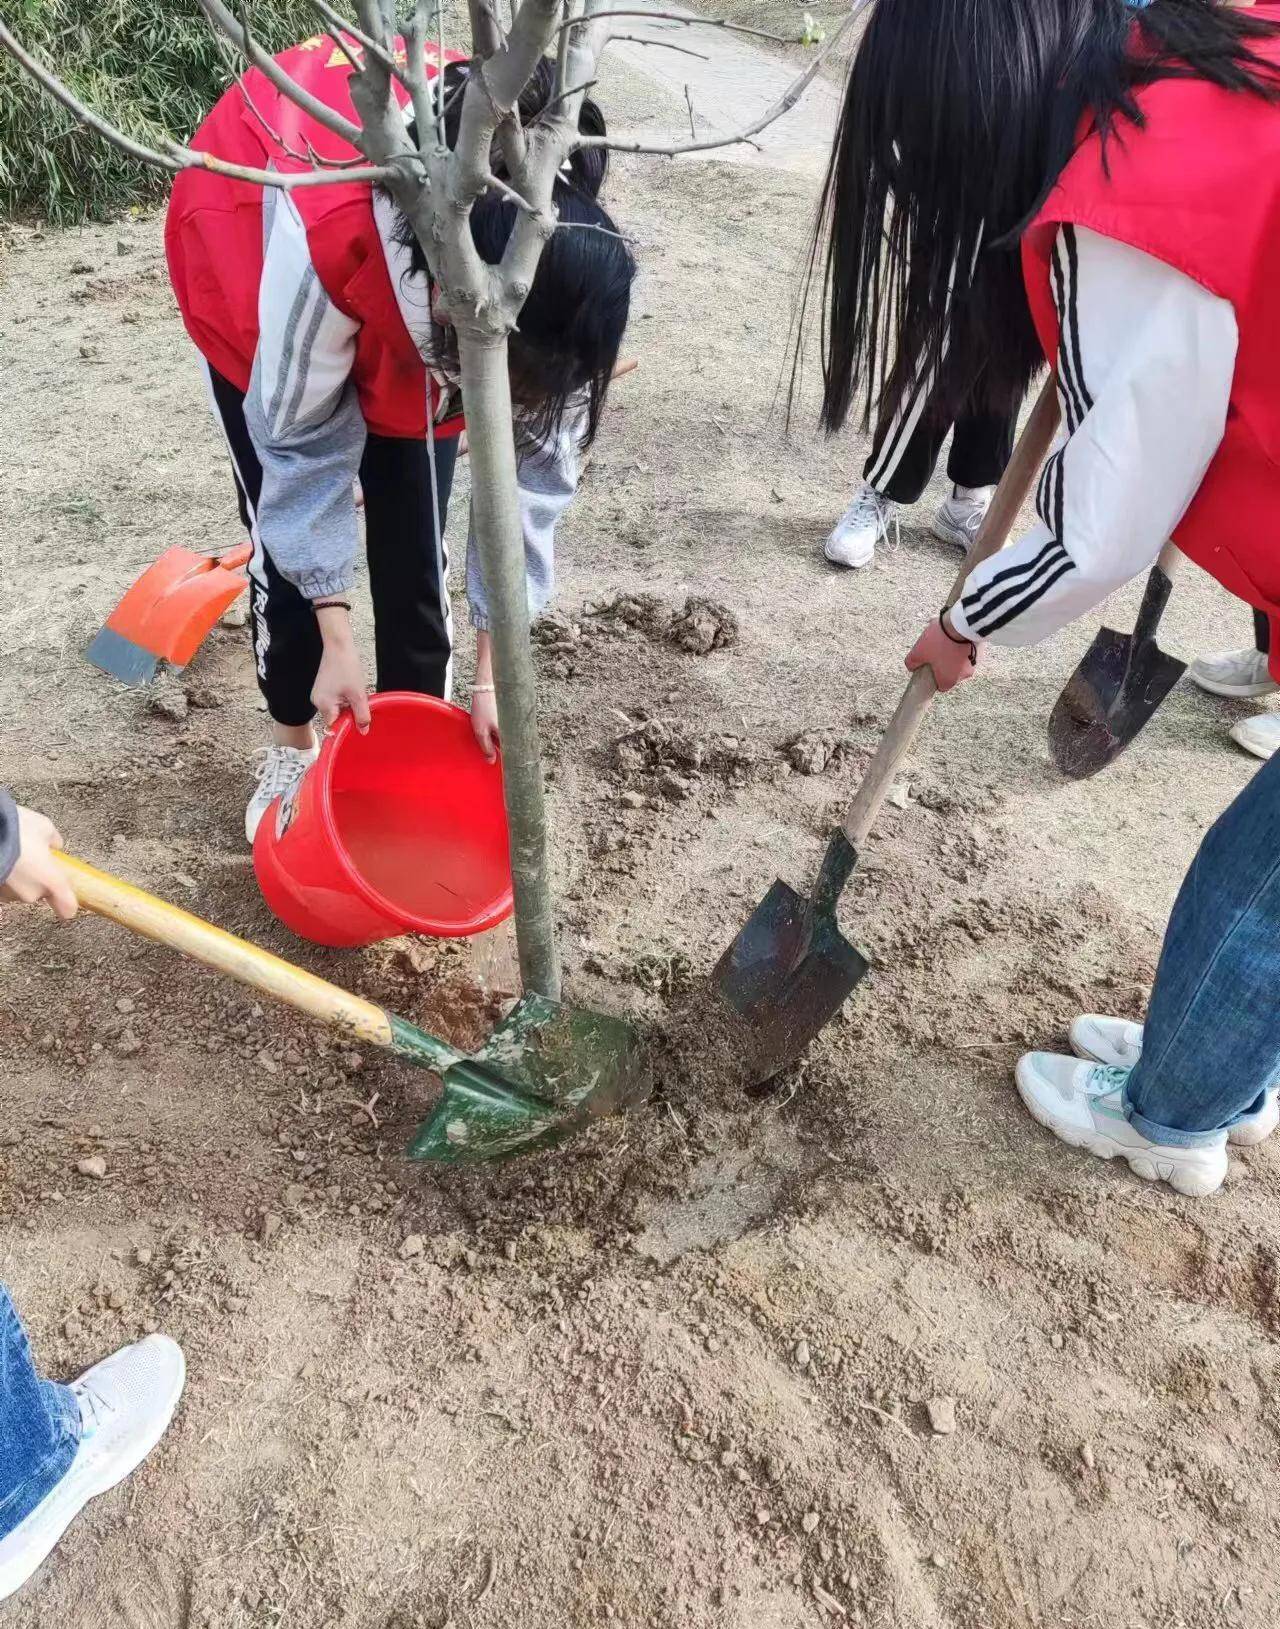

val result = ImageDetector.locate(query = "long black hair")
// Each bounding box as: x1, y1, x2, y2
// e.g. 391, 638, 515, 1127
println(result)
396, 56, 633, 448
808, 0, 1280, 436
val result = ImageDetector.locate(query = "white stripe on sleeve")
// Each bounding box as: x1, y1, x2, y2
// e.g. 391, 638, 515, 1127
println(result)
949, 225, 1237, 647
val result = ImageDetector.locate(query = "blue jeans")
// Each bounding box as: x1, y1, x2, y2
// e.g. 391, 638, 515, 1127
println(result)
1125, 747, 1280, 1148
0, 1286, 81, 1541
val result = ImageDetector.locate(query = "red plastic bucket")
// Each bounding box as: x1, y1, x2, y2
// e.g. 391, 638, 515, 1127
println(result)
253, 692, 513, 947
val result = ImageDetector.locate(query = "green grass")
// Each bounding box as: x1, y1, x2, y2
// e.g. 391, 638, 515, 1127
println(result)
0, 0, 318, 223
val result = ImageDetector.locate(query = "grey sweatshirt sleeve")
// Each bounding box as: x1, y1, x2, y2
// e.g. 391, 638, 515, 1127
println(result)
466, 410, 582, 631
0, 789, 19, 886
243, 192, 366, 602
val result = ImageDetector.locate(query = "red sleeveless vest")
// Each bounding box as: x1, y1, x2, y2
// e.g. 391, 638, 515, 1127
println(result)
164, 35, 466, 440
1021, 13, 1280, 663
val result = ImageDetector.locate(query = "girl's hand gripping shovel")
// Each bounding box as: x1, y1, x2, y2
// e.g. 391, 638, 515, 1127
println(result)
712, 378, 1063, 1085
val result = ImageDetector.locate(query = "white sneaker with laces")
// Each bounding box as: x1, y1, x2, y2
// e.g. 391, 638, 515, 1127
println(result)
1188, 646, 1278, 699
0, 1335, 185, 1602
1069, 1012, 1278, 1146
824, 484, 897, 569
1069, 1012, 1145, 1071
1015, 1053, 1228, 1196
1230, 712, 1280, 763
932, 485, 993, 554
246, 743, 318, 844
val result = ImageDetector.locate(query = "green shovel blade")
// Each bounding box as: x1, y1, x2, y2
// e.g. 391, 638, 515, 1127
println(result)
407, 994, 651, 1164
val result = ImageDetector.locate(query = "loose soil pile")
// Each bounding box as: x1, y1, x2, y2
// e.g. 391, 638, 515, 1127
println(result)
2, 34, 1279, 1629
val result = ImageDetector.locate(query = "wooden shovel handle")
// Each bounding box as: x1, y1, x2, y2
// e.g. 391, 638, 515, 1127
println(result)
56, 854, 396, 1052
841, 375, 1063, 849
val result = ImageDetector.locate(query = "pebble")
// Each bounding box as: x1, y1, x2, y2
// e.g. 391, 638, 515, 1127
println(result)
1050, 1332, 1065, 1351
75, 1156, 107, 1180
115, 997, 135, 1014
260, 1212, 282, 1244
794, 1339, 811, 1368
926, 1396, 957, 1436
930, 1552, 947, 1570
1079, 1441, 1096, 1471
802, 1511, 820, 1535
116, 1030, 142, 1058
135, 1247, 152, 1266
282, 1183, 307, 1210
400, 1233, 426, 1260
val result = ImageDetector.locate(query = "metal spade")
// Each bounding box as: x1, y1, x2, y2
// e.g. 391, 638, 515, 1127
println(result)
1049, 541, 1186, 779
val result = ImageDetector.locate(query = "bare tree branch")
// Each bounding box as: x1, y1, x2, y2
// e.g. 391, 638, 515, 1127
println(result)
0, 15, 394, 189
610, 34, 709, 60
468, 0, 507, 58
308, 0, 401, 76
484, 171, 538, 214
557, 7, 830, 46
579, 0, 866, 157
195, 0, 366, 148
402, 0, 441, 144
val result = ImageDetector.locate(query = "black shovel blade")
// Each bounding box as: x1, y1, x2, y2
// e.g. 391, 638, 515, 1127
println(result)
713, 833, 870, 1086
1049, 564, 1187, 779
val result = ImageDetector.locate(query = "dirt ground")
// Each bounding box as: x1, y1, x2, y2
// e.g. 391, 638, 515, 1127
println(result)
3, 27, 1280, 1629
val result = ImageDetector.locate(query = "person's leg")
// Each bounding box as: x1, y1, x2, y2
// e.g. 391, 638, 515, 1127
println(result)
862, 405, 949, 506
1124, 747, 1280, 1141
361, 430, 458, 698
826, 401, 949, 567
0, 1287, 80, 1542
1189, 606, 1278, 703
204, 365, 323, 740
945, 405, 1016, 492
204, 365, 324, 841
0, 1306, 185, 1603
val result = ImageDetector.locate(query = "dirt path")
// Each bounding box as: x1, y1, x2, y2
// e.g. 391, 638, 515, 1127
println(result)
2, 29, 1280, 1629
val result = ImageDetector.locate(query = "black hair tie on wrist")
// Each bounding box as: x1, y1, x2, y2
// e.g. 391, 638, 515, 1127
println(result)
938, 610, 977, 666
312, 599, 353, 613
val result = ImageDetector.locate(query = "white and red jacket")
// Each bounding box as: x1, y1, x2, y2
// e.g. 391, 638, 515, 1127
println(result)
950, 12, 1280, 671
165, 37, 577, 614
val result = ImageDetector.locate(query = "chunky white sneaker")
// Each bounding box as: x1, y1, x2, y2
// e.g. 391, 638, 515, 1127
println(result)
0, 1335, 185, 1602
1069, 1014, 1277, 1145
824, 484, 897, 569
1230, 712, 1280, 762
932, 485, 993, 554
1015, 1053, 1228, 1197
1189, 647, 1278, 699
246, 743, 318, 844
1069, 1012, 1145, 1070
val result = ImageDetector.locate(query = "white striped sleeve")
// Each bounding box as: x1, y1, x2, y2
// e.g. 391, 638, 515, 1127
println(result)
244, 193, 367, 601
948, 225, 1237, 647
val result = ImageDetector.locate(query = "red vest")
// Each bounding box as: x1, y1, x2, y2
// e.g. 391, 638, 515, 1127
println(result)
1021, 13, 1280, 664
164, 36, 466, 439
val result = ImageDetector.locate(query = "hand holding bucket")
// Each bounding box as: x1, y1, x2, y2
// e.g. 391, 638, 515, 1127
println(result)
253, 692, 513, 947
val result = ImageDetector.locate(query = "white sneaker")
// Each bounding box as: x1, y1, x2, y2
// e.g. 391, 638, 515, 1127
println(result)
246, 743, 318, 844
932, 485, 993, 554
1189, 647, 1278, 699
1069, 1012, 1145, 1071
824, 484, 897, 569
1069, 1014, 1277, 1145
1015, 1053, 1228, 1197
1230, 713, 1280, 762
0, 1335, 185, 1602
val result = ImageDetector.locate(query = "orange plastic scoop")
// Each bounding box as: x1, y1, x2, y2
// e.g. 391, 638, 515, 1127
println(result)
86, 542, 252, 687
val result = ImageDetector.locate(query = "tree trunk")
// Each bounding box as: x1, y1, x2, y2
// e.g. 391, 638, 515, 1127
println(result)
457, 329, 562, 1001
